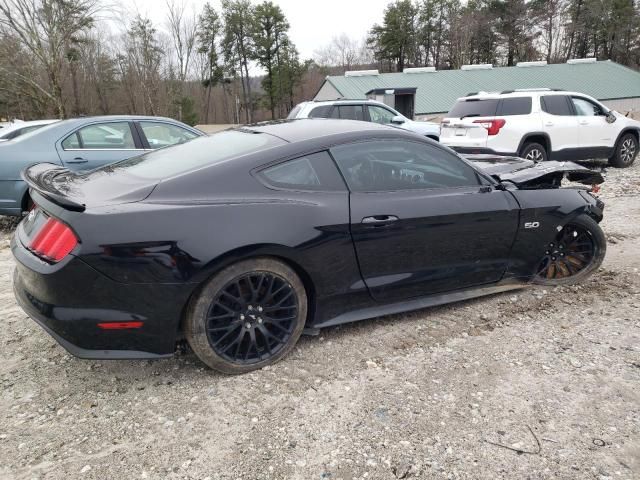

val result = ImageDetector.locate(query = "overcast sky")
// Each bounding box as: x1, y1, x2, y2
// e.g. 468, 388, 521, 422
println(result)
125, 0, 392, 60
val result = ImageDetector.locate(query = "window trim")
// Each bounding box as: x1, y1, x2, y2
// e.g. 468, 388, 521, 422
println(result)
253, 149, 348, 193
60, 121, 144, 151
329, 138, 485, 193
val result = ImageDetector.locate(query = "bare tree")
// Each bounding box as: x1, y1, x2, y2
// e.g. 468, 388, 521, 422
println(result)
314, 34, 369, 71
0, 0, 99, 117
166, 0, 197, 88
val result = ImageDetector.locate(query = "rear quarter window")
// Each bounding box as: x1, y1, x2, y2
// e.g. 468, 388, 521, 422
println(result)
447, 99, 499, 118
258, 151, 346, 191
497, 97, 532, 116
308, 105, 332, 118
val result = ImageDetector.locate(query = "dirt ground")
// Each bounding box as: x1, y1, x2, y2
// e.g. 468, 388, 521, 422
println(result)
0, 162, 639, 480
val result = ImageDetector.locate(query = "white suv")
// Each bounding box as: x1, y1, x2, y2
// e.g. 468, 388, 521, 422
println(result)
288, 100, 441, 140
440, 89, 640, 168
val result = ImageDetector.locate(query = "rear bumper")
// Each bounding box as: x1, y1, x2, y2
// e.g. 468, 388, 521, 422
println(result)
11, 234, 196, 359
450, 146, 517, 156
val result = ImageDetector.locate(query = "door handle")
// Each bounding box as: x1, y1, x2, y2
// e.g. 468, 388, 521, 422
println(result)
579, 120, 589, 125
66, 157, 88, 164
544, 122, 554, 127
362, 215, 399, 225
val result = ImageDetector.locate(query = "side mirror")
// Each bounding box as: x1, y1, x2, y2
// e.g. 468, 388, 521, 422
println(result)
606, 111, 617, 124
391, 115, 406, 124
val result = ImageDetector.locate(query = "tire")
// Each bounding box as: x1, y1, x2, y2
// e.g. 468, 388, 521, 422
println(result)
608, 133, 638, 168
21, 193, 33, 215
184, 257, 307, 374
533, 214, 606, 286
520, 142, 548, 163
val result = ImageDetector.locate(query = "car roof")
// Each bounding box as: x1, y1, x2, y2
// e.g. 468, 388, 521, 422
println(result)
459, 89, 587, 101
58, 115, 187, 126
243, 118, 399, 143
303, 99, 393, 107
0, 119, 58, 132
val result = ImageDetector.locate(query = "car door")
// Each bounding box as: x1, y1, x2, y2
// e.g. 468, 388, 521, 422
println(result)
136, 121, 201, 150
540, 95, 579, 157
330, 139, 520, 302
570, 96, 618, 153
57, 121, 143, 171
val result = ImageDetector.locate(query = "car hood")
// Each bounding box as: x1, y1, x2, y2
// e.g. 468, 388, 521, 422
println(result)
22, 163, 157, 211
465, 155, 604, 187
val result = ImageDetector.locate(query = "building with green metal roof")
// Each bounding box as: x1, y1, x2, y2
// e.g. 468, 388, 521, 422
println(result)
313, 60, 640, 121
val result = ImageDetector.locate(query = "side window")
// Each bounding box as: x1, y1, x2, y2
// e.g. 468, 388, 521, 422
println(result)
308, 105, 332, 118
63, 122, 136, 149
139, 122, 198, 149
571, 97, 602, 116
541, 95, 573, 116
61, 132, 81, 149
331, 140, 480, 192
367, 105, 396, 125
337, 105, 364, 121
497, 97, 532, 116
259, 151, 346, 191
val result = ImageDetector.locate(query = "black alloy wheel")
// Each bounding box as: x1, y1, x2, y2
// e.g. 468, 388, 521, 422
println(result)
185, 258, 307, 374
534, 215, 606, 286
206, 272, 298, 364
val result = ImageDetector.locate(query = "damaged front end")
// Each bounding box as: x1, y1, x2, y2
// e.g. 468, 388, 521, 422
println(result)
465, 154, 605, 190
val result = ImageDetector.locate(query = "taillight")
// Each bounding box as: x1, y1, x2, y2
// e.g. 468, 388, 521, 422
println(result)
473, 119, 506, 136
28, 217, 78, 262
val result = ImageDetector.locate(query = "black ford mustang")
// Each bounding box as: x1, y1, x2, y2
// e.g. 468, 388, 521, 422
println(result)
12, 120, 606, 374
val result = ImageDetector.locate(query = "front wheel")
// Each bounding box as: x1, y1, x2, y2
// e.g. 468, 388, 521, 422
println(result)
184, 258, 307, 374
534, 215, 606, 286
520, 142, 548, 162
609, 133, 638, 168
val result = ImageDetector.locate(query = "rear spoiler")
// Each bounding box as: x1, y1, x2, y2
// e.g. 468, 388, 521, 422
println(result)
21, 163, 86, 212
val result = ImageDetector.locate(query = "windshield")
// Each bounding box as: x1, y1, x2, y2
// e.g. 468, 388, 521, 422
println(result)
93, 130, 285, 180
447, 99, 499, 118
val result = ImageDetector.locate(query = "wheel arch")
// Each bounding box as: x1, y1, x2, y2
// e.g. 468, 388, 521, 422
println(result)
517, 132, 552, 156
614, 127, 639, 147
20, 189, 32, 212
177, 244, 318, 336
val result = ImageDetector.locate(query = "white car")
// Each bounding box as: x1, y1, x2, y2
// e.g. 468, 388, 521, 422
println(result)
288, 100, 441, 141
440, 89, 640, 168
0, 119, 59, 142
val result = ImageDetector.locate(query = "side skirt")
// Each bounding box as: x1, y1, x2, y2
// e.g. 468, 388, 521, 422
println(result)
313, 282, 528, 329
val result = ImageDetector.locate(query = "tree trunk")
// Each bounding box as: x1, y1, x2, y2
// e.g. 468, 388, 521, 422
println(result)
48, 69, 66, 118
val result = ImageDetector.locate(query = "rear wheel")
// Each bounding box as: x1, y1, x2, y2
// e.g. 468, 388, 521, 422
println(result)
534, 215, 606, 286
520, 142, 548, 163
609, 133, 638, 168
184, 258, 307, 374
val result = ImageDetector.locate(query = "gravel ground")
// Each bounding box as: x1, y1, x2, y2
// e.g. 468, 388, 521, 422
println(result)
0, 162, 639, 480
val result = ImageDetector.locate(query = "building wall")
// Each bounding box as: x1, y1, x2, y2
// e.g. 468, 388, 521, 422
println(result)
314, 82, 343, 101
601, 98, 640, 118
